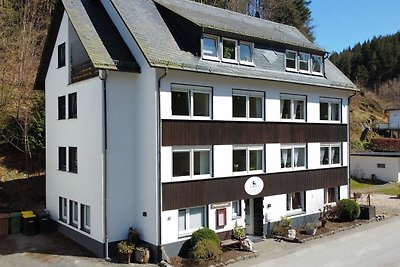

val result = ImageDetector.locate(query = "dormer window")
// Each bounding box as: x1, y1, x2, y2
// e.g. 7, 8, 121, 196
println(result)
285, 50, 297, 71
222, 38, 237, 63
312, 55, 323, 75
202, 35, 219, 60
239, 42, 254, 65
299, 52, 310, 73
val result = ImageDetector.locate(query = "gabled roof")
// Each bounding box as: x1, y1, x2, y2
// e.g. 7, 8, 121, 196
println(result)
34, 0, 140, 90
109, 0, 357, 91
153, 0, 323, 53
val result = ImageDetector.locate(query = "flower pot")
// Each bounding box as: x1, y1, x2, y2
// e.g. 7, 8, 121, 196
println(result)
305, 227, 317, 235
118, 252, 132, 264
134, 246, 150, 264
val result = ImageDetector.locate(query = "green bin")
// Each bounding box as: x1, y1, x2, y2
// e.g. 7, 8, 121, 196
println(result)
0, 213, 9, 236
9, 212, 21, 234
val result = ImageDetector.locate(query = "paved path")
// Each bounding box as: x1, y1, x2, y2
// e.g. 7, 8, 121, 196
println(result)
232, 216, 400, 267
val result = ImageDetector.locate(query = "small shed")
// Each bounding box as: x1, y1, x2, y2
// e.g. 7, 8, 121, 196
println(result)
350, 152, 400, 183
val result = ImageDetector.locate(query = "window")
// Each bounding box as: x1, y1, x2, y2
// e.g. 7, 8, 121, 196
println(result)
232, 90, 263, 119
320, 98, 341, 121
377, 163, 386, 168
81, 204, 91, 233
59, 197, 67, 222
178, 206, 206, 236
202, 35, 219, 60
285, 50, 297, 71
58, 43, 65, 68
320, 144, 341, 166
69, 147, 78, 173
281, 145, 306, 170
232, 200, 242, 219
172, 148, 212, 179
299, 52, 310, 73
233, 146, 264, 173
324, 187, 339, 204
280, 94, 306, 121
287, 192, 305, 214
68, 93, 77, 119
312, 55, 323, 75
58, 147, 66, 171
171, 85, 211, 118
58, 96, 66, 120
239, 42, 253, 65
216, 209, 227, 228
222, 38, 237, 62
69, 200, 78, 227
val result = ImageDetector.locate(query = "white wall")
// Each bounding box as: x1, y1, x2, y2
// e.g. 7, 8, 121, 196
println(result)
46, 12, 105, 243
350, 155, 400, 182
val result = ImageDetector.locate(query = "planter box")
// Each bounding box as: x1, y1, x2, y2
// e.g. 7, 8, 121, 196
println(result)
359, 205, 376, 220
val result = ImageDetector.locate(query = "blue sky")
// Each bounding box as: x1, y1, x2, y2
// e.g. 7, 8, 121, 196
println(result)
310, 0, 400, 53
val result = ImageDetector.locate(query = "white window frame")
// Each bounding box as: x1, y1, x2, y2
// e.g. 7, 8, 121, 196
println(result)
233, 145, 264, 175
70, 200, 79, 227
172, 147, 212, 181
324, 187, 339, 204
320, 98, 341, 122
320, 143, 342, 166
285, 50, 298, 72
280, 94, 306, 121
59, 197, 68, 222
232, 200, 242, 219
202, 34, 219, 61
286, 191, 305, 216
311, 55, 323, 75
171, 84, 212, 119
178, 206, 207, 238
239, 41, 254, 66
280, 144, 307, 171
232, 90, 264, 120
81, 204, 91, 233
221, 37, 238, 63
298, 52, 311, 74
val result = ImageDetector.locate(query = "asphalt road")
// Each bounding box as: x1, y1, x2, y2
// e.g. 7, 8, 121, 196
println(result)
232, 217, 400, 267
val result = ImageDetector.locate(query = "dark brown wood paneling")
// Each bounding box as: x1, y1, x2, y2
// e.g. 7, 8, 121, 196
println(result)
162, 167, 348, 211
253, 198, 264, 236
162, 120, 347, 146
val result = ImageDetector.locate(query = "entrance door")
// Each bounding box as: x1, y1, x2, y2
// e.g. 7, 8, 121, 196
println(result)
245, 199, 254, 235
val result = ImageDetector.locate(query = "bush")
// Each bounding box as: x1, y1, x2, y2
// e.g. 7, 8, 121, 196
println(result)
191, 228, 220, 248
233, 223, 245, 240
337, 199, 360, 221
190, 239, 222, 264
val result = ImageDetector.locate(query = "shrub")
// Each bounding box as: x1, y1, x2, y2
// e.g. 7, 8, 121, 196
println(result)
337, 199, 360, 221
271, 216, 292, 236
190, 239, 222, 264
233, 223, 246, 240
117, 241, 134, 254
191, 228, 220, 248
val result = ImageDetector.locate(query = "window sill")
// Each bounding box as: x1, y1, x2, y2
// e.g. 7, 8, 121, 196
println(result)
171, 175, 212, 182
312, 72, 324, 77
319, 120, 341, 123
233, 117, 264, 121
58, 168, 66, 172
202, 55, 220, 62
222, 58, 238, 64
239, 61, 255, 67
59, 218, 67, 223
286, 210, 306, 217
178, 228, 203, 239
70, 222, 78, 228
280, 167, 306, 172
285, 68, 298, 73
80, 227, 91, 234
280, 119, 306, 122
171, 115, 212, 120
68, 170, 78, 174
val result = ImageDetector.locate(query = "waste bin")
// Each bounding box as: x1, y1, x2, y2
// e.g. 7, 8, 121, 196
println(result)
22, 213, 38, 236
34, 209, 50, 233
9, 212, 21, 234
0, 214, 9, 236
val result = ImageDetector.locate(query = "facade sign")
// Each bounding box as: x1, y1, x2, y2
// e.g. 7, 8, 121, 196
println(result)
244, 176, 264, 196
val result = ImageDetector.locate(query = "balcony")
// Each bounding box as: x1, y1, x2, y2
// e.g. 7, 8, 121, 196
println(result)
71, 61, 99, 84
374, 122, 400, 131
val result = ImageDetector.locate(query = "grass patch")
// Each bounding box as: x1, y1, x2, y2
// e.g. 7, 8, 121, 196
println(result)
377, 186, 400, 196
350, 178, 374, 190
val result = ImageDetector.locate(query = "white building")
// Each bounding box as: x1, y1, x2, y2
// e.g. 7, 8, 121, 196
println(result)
351, 152, 400, 183
34, 0, 358, 261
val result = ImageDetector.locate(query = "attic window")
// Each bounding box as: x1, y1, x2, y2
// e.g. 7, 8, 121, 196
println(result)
58, 43, 66, 68
299, 52, 310, 73
285, 50, 297, 71
222, 38, 237, 63
239, 42, 254, 65
312, 55, 323, 75
202, 35, 219, 60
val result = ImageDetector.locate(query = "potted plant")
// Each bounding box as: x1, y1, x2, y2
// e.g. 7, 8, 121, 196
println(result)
117, 241, 134, 264
304, 223, 317, 235
233, 223, 246, 240
134, 246, 150, 264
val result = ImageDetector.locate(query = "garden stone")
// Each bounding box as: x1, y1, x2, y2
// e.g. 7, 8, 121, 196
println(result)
240, 238, 253, 252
